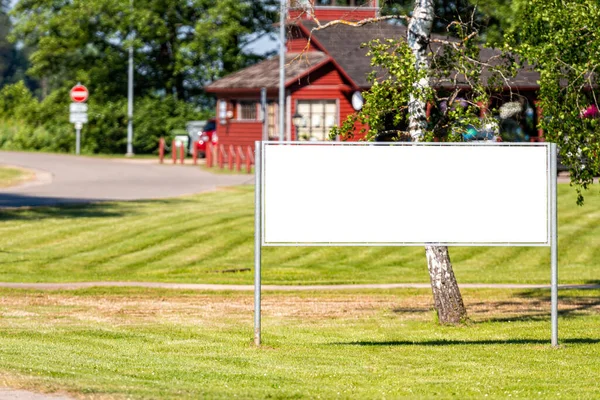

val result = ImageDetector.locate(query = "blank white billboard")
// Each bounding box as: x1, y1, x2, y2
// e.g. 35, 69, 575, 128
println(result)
261, 142, 550, 246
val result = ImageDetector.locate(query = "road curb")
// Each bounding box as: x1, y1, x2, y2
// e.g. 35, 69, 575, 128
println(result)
0, 282, 598, 291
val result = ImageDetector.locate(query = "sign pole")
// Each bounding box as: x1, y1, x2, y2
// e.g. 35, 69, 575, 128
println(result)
261, 88, 268, 141
126, 0, 135, 157
278, 0, 286, 142
550, 143, 558, 347
69, 84, 89, 155
75, 123, 82, 155
254, 141, 262, 346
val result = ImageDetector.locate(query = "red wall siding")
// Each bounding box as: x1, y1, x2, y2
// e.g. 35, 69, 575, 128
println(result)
213, 66, 368, 148
290, 87, 367, 142
289, 65, 367, 141
287, 26, 315, 52
288, 37, 312, 52
288, 3, 377, 21
307, 9, 377, 21
218, 121, 263, 148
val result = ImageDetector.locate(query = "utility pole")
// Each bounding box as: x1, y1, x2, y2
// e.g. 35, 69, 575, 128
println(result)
126, 0, 135, 156
278, 0, 286, 142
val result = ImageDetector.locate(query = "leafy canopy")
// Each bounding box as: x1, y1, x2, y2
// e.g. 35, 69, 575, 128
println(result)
332, 22, 515, 144
508, 0, 600, 204
10, 0, 277, 103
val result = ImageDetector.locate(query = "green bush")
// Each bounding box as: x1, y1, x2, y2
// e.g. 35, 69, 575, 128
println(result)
0, 81, 211, 154
0, 81, 39, 121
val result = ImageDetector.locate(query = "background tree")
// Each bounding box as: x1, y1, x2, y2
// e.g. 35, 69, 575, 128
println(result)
508, 0, 600, 204
0, 0, 32, 89
2, 0, 277, 154
380, 0, 513, 45
10, 0, 277, 103
331, 0, 514, 323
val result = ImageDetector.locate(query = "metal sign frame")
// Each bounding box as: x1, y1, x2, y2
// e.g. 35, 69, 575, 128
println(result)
253, 141, 559, 347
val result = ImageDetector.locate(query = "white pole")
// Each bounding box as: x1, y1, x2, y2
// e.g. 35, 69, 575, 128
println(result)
254, 141, 262, 346
550, 143, 558, 347
75, 125, 81, 155
261, 88, 268, 141
126, 0, 134, 157
278, 0, 286, 142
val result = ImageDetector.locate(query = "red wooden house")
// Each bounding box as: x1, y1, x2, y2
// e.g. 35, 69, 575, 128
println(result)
206, 0, 542, 148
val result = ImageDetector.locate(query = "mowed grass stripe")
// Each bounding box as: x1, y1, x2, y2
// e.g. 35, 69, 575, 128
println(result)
106, 217, 254, 276
61, 217, 247, 278
0, 185, 599, 284
10, 209, 203, 268
0, 204, 176, 251
12, 214, 251, 280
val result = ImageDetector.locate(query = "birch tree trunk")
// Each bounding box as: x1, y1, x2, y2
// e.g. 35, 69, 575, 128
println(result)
406, 0, 467, 324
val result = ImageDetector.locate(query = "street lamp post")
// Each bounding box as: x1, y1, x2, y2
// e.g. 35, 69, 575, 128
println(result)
126, 0, 134, 157
292, 111, 303, 141
279, 0, 286, 142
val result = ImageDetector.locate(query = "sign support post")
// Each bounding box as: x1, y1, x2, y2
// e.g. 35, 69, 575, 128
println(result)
550, 143, 558, 347
261, 88, 268, 141
75, 122, 82, 155
69, 84, 89, 155
254, 141, 262, 346
254, 141, 559, 347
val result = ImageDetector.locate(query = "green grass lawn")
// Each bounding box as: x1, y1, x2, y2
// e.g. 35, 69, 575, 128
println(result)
0, 287, 597, 399
0, 166, 34, 188
200, 164, 255, 175
0, 186, 598, 398
0, 184, 599, 284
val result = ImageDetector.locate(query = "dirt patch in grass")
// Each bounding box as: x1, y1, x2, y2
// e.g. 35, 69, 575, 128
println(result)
0, 166, 36, 188
0, 290, 598, 326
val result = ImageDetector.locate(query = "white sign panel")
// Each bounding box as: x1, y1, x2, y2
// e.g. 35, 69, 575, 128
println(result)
262, 143, 550, 246
69, 112, 88, 124
70, 103, 88, 113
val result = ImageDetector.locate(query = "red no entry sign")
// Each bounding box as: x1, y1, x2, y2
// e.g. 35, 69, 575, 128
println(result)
70, 84, 89, 103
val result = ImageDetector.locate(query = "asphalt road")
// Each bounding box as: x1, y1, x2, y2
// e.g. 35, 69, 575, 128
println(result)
0, 151, 253, 207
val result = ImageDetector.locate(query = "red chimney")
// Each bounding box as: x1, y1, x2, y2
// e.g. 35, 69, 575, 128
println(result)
288, 0, 379, 22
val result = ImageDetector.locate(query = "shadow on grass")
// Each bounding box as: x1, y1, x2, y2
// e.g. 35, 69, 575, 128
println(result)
469, 292, 600, 324
334, 338, 600, 346
392, 290, 600, 325
0, 197, 141, 220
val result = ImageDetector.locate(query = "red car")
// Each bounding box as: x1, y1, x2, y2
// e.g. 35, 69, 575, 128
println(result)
195, 119, 218, 158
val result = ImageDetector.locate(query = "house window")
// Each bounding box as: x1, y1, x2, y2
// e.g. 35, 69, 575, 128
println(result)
267, 102, 279, 139
290, 0, 311, 7
296, 100, 337, 141
238, 101, 257, 120
315, 0, 370, 6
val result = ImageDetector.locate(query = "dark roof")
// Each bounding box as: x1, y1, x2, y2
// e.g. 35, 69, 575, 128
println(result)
303, 20, 539, 89
208, 20, 539, 92
305, 20, 407, 88
206, 52, 329, 90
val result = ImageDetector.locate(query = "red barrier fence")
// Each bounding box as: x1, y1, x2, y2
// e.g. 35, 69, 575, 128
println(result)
159, 138, 165, 164
192, 141, 198, 165
158, 139, 252, 172
204, 144, 254, 174
206, 143, 213, 168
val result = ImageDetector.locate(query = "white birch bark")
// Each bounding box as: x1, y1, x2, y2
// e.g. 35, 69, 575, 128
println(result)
406, 0, 433, 141
407, 0, 467, 324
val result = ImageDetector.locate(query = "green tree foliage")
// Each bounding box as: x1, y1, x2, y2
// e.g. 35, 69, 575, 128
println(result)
380, 0, 513, 45
508, 0, 600, 204
0, 80, 207, 154
10, 0, 277, 102
0, 1, 31, 87
332, 27, 515, 143
3, 0, 276, 154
